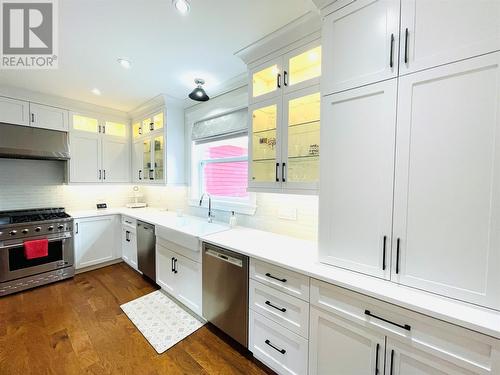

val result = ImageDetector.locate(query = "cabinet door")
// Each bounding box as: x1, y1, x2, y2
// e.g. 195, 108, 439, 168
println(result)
103, 121, 127, 137
322, 0, 400, 95
319, 80, 397, 279
101, 137, 130, 183
282, 85, 320, 191
175, 253, 201, 315
69, 132, 101, 183
121, 228, 137, 270
249, 57, 283, 104
151, 111, 164, 132
0, 97, 29, 126
132, 140, 144, 182
283, 41, 321, 94
309, 306, 386, 375
385, 338, 477, 375
75, 216, 117, 269
152, 135, 164, 182
248, 98, 283, 190
30, 103, 69, 131
142, 138, 153, 181
156, 243, 176, 295
393, 53, 500, 309
400, 0, 500, 75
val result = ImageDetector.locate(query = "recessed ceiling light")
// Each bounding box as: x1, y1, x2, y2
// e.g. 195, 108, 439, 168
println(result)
117, 58, 132, 69
173, 0, 190, 14
91, 88, 101, 96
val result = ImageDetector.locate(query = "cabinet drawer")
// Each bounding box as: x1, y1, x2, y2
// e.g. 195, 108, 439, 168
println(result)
310, 279, 500, 374
250, 258, 309, 301
249, 310, 308, 375
250, 279, 309, 338
121, 216, 136, 230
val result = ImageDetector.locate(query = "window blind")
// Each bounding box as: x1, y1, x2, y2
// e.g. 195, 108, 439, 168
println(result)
192, 108, 248, 142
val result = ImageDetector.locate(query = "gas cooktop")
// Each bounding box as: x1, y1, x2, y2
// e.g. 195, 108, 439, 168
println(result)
0, 208, 71, 226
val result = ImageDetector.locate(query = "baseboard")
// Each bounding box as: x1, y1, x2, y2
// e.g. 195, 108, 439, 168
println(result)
75, 259, 123, 274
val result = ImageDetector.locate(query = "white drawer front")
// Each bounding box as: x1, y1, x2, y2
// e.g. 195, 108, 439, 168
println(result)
121, 216, 137, 231
310, 279, 500, 375
250, 279, 309, 339
249, 310, 308, 375
250, 259, 309, 301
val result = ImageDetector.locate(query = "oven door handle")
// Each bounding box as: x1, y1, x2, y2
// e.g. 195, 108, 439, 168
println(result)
0, 237, 67, 249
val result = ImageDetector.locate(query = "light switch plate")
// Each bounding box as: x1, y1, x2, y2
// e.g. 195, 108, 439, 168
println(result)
278, 207, 297, 221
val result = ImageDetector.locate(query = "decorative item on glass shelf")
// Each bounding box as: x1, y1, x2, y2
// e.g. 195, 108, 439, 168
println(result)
309, 144, 319, 156
258, 137, 276, 149
126, 186, 147, 208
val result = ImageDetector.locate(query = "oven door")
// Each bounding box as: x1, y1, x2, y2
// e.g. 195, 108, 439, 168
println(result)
0, 232, 74, 282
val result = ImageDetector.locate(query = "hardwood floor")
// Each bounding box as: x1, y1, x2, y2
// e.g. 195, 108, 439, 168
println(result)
0, 263, 272, 375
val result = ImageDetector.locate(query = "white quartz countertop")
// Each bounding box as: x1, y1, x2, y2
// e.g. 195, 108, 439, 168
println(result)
202, 227, 500, 340
69, 207, 500, 339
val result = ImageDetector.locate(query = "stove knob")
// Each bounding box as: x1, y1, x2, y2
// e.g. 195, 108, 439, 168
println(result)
47, 226, 54, 231
9, 230, 17, 236
35, 227, 41, 232
22, 229, 29, 234
57, 224, 64, 230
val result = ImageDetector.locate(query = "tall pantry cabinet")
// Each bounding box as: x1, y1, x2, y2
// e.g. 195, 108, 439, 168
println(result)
318, 0, 500, 310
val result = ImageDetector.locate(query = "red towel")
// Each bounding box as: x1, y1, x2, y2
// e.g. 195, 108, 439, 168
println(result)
24, 239, 49, 260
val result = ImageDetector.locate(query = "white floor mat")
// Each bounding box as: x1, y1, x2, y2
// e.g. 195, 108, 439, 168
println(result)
120, 290, 204, 354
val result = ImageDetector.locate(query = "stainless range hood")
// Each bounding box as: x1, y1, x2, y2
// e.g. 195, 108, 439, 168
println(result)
0, 123, 70, 160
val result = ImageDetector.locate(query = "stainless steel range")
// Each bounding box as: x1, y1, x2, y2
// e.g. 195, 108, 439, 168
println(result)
0, 207, 74, 296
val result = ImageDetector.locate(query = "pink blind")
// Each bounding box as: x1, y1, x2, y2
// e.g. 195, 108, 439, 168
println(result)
204, 145, 248, 197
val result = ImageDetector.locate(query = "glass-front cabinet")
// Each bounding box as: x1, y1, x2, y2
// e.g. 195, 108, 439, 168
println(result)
247, 39, 321, 193
131, 108, 166, 184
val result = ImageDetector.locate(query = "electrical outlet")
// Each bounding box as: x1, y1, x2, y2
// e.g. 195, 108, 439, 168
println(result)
278, 207, 297, 221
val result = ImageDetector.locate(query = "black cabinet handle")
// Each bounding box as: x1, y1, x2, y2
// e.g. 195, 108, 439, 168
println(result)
277, 73, 281, 89
282, 162, 286, 182
102, 125, 106, 134
365, 310, 411, 331
99, 169, 102, 180
103, 170, 106, 180
139, 170, 142, 180
75, 223, 79, 234
390, 34, 395, 68
265, 339, 286, 354
284, 71, 288, 86
382, 235, 387, 270
404, 28, 409, 64
171, 257, 175, 272
149, 169, 154, 180
396, 238, 401, 274
139, 127, 143, 135
265, 300, 286, 313
276, 162, 280, 182
390, 349, 395, 375
375, 343, 380, 375
126, 230, 130, 242
31, 113, 35, 123
150, 122, 154, 131
173, 258, 178, 274
265, 272, 287, 283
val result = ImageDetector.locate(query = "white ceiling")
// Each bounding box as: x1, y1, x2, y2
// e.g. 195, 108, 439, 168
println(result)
0, 0, 315, 112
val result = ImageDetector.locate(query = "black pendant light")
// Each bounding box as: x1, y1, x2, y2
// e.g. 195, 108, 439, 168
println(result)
189, 78, 210, 102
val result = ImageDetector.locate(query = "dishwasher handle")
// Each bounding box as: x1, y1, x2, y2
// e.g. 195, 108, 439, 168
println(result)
205, 248, 243, 267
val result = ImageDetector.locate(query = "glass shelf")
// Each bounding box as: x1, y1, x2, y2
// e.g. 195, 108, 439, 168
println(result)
288, 46, 321, 87
253, 65, 279, 98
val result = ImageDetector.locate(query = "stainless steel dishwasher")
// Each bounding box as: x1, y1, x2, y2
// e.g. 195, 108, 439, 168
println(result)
202, 242, 249, 348
137, 220, 156, 281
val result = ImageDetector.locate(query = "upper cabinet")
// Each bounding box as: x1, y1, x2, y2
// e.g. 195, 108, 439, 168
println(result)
69, 113, 130, 183
130, 104, 184, 185
0, 96, 68, 131
0, 97, 30, 126
241, 15, 322, 194
321, 0, 500, 95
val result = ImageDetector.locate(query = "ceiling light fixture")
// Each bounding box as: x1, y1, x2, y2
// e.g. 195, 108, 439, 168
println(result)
117, 58, 132, 69
188, 78, 209, 102
91, 88, 101, 96
173, 0, 190, 14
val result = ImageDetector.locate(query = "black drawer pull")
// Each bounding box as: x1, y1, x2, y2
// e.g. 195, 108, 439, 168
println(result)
265, 300, 286, 313
382, 235, 387, 270
396, 238, 401, 274
265, 339, 286, 354
375, 343, 380, 375
265, 273, 287, 283
171, 257, 175, 272
404, 28, 409, 64
277, 73, 281, 89
390, 349, 395, 375
275, 162, 279, 182
365, 310, 411, 331
389, 33, 394, 68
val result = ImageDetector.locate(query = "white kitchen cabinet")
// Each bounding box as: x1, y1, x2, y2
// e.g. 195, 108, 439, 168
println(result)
250, 57, 283, 104
121, 218, 137, 271
69, 131, 101, 183
321, 0, 400, 95
0, 96, 30, 126
392, 52, 500, 310
156, 239, 202, 316
319, 79, 397, 279
400, 0, 500, 76
132, 139, 144, 182
69, 113, 130, 183
74, 215, 120, 269
29, 103, 69, 132
101, 137, 130, 182
309, 306, 385, 375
